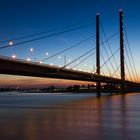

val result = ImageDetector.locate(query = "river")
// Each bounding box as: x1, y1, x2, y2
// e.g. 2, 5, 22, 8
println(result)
0, 92, 140, 140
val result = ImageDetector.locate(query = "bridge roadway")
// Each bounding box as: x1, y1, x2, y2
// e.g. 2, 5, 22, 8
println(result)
0, 56, 139, 87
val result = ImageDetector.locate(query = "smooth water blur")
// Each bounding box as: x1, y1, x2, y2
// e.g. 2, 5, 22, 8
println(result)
0, 92, 140, 140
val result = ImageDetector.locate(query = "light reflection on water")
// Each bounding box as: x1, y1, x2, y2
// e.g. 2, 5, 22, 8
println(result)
0, 93, 140, 140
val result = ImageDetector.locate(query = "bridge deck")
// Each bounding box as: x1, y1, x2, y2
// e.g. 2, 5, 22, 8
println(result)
0, 56, 139, 86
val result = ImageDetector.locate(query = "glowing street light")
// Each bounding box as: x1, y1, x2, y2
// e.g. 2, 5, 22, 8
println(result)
27, 58, 31, 61
9, 41, 14, 46
58, 56, 61, 59
30, 48, 34, 52
29, 48, 36, 62
39, 61, 43, 64
12, 54, 16, 59
45, 52, 49, 56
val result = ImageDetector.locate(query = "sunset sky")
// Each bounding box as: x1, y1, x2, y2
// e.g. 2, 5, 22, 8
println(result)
0, 0, 140, 87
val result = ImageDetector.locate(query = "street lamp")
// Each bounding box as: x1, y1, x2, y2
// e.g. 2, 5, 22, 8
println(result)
9, 41, 14, 46
64, 55, 66, 66
29, 47, 37, 62
58, 56, 61, 59
27, 58, 30, 61
45, 52, 49, 56
30, 48, 34, 52
12, 54, 16, 59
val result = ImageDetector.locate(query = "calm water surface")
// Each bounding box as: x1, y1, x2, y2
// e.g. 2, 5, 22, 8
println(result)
0, 92, 140, 140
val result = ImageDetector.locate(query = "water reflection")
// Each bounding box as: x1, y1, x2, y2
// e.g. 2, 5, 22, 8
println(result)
0, 93, 140, 140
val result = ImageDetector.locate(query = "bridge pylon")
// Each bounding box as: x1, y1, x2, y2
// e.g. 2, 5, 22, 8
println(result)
119, 9, 125, 94
96, 13, 101, 97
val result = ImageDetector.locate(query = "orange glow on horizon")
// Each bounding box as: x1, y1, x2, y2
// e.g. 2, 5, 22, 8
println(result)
0, 74, 95, 88
0, 73, 140, 88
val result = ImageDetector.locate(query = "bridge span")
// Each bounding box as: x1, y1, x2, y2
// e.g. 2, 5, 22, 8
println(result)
0, 56, 139, 90
0, 10, 140, 96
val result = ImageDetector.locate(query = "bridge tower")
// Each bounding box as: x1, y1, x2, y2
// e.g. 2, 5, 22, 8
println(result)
96, 13, 101, 97
119, 9, 125, 94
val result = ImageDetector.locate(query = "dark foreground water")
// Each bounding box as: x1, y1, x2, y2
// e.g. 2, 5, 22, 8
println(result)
0, 92, 140, 140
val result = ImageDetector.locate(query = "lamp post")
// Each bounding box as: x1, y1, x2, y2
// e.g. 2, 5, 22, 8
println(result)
29, 48, 37, 62
64, 55, 66, 66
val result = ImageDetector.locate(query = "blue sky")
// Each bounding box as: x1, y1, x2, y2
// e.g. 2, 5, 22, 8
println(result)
0, 0, 140, 87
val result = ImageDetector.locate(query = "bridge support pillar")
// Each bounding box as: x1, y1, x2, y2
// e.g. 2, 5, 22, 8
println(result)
96, 82, 101, 97
110, 83, 113, 95
96, 13, 101, 97
119, 9, 125, 94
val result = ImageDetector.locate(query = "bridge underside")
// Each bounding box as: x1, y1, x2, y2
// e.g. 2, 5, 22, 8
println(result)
0, 57, 120, 83
0, 57, 139, 90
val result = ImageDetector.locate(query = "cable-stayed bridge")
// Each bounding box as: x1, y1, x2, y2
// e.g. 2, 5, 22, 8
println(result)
0, 10, 140, 96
